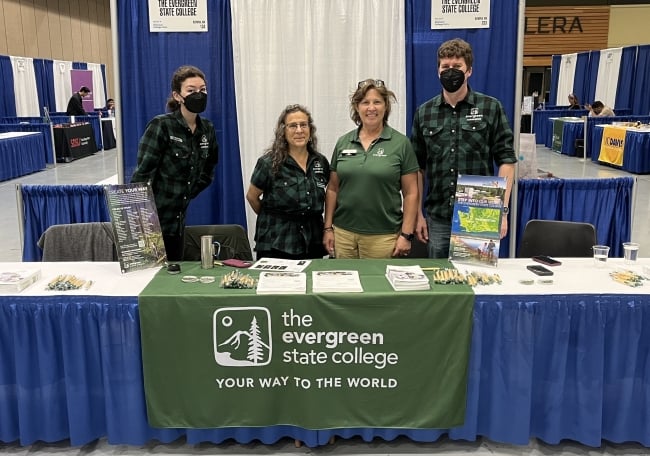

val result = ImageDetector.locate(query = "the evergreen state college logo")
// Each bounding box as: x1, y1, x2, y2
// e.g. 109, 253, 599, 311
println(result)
213, 307, 272, 366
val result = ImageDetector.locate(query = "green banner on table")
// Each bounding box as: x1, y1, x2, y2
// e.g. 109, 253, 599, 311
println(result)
139, 260, 474, 429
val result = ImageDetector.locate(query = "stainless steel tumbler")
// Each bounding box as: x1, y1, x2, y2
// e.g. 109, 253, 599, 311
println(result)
200, 235, 214, 269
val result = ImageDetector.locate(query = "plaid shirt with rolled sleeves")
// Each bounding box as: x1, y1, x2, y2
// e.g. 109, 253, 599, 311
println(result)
411, 89, 517, 222
250, 152, 330, 255
131, 110, 219, 236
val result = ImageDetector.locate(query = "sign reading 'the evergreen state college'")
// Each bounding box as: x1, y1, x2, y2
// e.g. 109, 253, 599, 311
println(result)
139, 282, 474, 430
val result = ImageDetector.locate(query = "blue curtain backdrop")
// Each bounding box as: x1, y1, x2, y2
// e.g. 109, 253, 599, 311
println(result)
585, 50, 600, 106
574, 51, 590, 107
405, 0, 519, 131
511, 177, 634, 257
0, 55, 16, 117
549, 54, 561, 105
20, 185, 110, 261
615, 46, 637, 112
118, 0, 245, 228
632, 45, 650, 116
33, 59, 56, 115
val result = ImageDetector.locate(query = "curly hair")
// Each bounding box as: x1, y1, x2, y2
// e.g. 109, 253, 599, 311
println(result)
350, 79, 396, 126
264, 104, 319, 175
166, 65, 206, 112
437, 38, 474, 69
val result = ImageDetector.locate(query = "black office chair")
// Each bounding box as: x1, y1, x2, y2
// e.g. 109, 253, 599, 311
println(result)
183, 224, 253, 261
517, 219, 597, 258
38, 222, 118, 261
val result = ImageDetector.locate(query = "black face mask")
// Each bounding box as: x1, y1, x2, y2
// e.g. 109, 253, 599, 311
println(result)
182, 92, 207, 114
439, 68, 466, 93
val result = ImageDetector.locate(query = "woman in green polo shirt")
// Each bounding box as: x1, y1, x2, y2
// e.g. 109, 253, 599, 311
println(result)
323, 79, 419, 259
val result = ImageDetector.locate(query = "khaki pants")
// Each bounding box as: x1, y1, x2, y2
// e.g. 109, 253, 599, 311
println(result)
333, 226, 398, 259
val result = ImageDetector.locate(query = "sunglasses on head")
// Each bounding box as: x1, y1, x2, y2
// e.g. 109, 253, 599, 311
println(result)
358, 79, 385, 89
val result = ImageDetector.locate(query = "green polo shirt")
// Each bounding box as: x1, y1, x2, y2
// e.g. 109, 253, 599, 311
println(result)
331, 125, 419, 234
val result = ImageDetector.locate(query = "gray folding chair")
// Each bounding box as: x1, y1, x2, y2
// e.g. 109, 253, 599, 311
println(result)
38, 222, 117, 261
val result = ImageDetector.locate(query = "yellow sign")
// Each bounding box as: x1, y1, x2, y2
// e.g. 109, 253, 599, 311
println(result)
598, 126, 627, 166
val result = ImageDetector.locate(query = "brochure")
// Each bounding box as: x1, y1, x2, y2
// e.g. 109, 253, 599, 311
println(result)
449, 174, 506, 267
312, 270, 363, 293
385, 265, 430, 291
256, 271, 306, 295
104, 183, 167, 273
0, 269, 42, 293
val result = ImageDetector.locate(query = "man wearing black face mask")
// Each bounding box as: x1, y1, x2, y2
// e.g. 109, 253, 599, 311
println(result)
410, 38, 517, 259
131, 65, 219, 261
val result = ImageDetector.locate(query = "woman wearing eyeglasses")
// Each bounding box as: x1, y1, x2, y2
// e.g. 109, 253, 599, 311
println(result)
323, 79, 419, 259
246, 104, 330, 260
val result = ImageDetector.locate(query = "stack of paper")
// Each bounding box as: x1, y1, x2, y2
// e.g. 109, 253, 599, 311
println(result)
0, 269, 42, 293
312, 270, 363, 293
256, 271, 306, 295
385, 265, 430, 291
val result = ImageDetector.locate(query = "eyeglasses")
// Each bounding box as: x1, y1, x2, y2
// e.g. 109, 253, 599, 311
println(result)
358, 79, 385, 89
285, 122, 309, 131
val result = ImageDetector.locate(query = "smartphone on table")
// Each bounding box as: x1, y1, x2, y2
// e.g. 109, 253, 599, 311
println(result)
532, 255, 562, 266
527, 264, 554, 276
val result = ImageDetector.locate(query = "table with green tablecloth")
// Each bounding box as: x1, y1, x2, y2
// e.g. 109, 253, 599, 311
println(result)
139, 259, 474, 430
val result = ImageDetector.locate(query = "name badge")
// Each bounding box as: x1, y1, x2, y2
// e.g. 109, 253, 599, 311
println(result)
341, 149, 357, 156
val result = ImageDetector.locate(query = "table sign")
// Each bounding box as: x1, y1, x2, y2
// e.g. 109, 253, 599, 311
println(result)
104, 183, 167, 273
449, 175, 506, 267
599, 125, 627, 166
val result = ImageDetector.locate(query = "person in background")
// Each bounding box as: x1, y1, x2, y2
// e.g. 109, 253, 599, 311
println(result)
104, 98, 115, 116
323, 79, 419, 259
66, 86, 90, 116
568, 93, 581, 110
411, 38, 517, 259
586, 100, 615, 117
131, 65, 219, 261
246, 104, 330, 260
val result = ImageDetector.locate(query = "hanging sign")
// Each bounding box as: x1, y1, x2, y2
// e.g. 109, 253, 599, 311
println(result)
431, 0, 490, 29
149, 0, 208, 32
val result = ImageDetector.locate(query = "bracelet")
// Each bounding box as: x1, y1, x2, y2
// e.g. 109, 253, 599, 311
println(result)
323, 226, 334, 232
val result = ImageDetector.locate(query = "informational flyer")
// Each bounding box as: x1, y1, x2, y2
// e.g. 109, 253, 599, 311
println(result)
104, 183, 167, 273
449, 174, 506, 267
148, 0, 208, 32
431, 0, 490, 29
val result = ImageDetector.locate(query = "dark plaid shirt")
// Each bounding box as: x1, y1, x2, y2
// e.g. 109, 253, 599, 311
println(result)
411, 89, 516, 221
250, 152, 330, 255
131, 110, 219, 235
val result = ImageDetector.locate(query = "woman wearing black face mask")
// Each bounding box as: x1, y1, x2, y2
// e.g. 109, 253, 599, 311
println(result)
410, 38, 517, 260
131, 65, 219, 261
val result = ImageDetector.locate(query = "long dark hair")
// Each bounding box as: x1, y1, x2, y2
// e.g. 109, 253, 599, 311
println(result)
166, 65, 206, 112
264, 104, 319, 175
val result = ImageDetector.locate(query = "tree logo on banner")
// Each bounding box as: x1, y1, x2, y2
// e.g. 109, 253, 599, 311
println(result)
213, 307, 272, 366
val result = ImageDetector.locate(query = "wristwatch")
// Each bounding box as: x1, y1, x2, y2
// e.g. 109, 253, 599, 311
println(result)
502, 206, 510, 215
400, 232, 415, 241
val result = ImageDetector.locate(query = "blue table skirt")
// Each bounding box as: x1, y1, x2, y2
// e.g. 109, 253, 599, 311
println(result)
0, 133, 46, 182
2, 293, 650, 447
591, 127, 650, 174
533, 109, 588, 145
